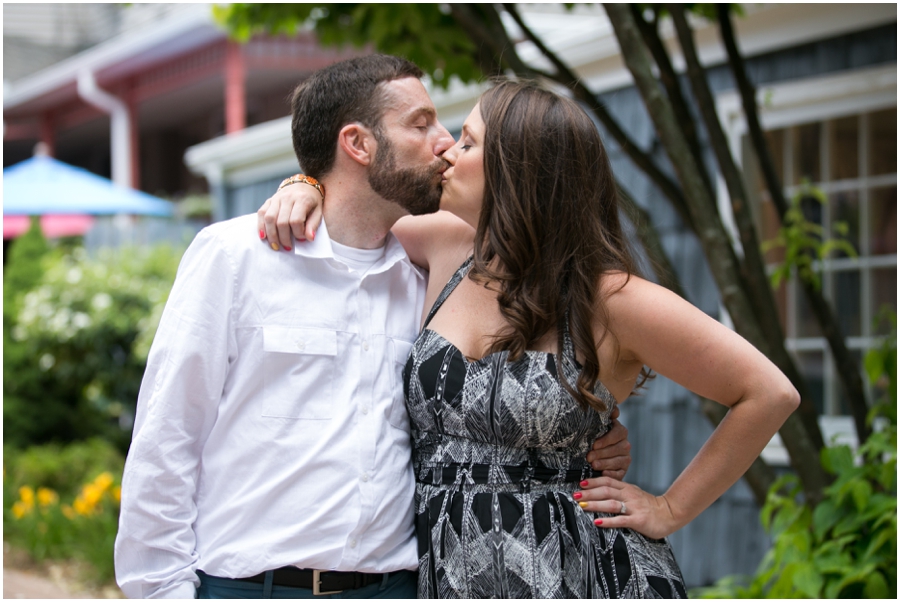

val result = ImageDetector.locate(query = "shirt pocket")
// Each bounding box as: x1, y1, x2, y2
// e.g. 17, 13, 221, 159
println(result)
389, 338, 414, 432
261, 326, 337, 419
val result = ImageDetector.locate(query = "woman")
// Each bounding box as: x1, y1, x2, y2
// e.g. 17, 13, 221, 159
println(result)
259, 80, 799, 598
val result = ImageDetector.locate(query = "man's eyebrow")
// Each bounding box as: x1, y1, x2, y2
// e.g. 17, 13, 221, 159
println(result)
408, 106, 437, 120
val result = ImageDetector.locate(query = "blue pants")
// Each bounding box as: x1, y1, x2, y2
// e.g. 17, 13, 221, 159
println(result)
196, 570, 417, 599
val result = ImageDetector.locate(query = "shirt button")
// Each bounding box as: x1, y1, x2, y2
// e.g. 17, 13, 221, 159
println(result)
361, 406, 369, 415
350, 539, 357, 548
295, 339, 306, 351
362, 341, 370, 351
360, 473, 369, 482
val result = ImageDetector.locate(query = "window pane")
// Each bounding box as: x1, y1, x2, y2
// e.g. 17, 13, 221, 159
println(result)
798, 192, 823, 228
869, 186, 897, 256
868, 108, 897, 176
832, 270, 861, 337
830, 190, 860, 258
796, 282, 823, 338
871, 267, 897, 335
829, 116, 859, 181
792, 122, 821, 185
797, 350, 825, 415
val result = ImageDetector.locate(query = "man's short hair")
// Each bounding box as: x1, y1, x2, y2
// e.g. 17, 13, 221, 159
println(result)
290, 54, 423, 178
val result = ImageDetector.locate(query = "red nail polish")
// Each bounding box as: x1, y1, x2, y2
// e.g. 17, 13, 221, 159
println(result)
580, 480, 589, 487
284, 245, 292, 251
594, 519, 603, 526
309, 231, 315, 241
259, 230, 266, 240
573, 492, 582, 500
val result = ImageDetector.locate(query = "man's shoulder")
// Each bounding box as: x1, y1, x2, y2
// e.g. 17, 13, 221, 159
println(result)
193, 214, 259, 253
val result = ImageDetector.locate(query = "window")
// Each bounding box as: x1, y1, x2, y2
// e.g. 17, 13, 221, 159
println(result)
743, 107, 897, 416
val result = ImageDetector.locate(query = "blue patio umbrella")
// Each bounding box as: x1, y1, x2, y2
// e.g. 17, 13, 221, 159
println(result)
3, 155, 174, 216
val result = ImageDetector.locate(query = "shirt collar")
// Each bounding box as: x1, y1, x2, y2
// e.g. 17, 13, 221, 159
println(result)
292, 219, 411, 275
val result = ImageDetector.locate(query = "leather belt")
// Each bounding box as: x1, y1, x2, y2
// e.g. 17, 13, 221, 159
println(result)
237, 566, 403, 595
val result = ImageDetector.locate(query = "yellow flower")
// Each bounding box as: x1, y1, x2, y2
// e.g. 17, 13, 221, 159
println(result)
61, 505, 76, 520
112, 485, 122, 503
12, 500, 30, 519
18, 486, 35, 508
81, 483, 103, 507
72, 497, 92, 516
93, 472, 114, 491
37, 487, 58, 508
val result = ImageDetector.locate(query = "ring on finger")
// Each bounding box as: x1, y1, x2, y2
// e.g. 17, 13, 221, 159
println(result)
619, 501, 627, 515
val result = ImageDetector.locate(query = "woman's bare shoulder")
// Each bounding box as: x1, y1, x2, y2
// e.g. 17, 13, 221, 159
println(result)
393, 211, 474, 271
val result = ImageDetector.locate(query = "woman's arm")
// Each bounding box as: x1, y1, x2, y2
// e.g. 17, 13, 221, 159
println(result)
257, 182, 323, 251
256, 179, 473, 271
581, 275, 799, 538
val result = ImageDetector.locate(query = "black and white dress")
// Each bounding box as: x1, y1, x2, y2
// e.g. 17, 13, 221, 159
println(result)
403, 257, 687, 598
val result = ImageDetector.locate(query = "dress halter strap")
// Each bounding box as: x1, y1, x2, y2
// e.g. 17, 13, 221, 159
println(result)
423, 256, 474, 329
423, 256, 579, 367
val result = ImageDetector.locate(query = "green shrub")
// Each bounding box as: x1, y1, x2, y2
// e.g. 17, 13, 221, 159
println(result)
4, 439, 126, 584
695, 315, 897, 598
4, 243, 182, 451
3, 438, 124, 499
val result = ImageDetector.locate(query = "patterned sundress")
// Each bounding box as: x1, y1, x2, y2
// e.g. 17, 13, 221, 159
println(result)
403, 257, 687, 598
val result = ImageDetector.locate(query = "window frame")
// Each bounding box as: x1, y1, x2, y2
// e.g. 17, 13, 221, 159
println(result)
715, 64, 896, 459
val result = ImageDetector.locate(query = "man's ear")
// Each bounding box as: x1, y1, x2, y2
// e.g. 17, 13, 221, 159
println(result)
337, 123, 375, 167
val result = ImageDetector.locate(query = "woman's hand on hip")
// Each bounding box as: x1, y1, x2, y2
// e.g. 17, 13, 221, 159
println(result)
573, 476, 679, 540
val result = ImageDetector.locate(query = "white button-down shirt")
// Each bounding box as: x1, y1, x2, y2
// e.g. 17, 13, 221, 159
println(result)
115, 214, 426, 598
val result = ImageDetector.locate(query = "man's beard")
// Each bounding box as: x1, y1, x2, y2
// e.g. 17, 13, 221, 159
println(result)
368, 133, 446, 216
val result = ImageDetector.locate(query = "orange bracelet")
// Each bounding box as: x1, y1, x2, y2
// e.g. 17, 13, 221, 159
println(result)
278, 174, 325, 200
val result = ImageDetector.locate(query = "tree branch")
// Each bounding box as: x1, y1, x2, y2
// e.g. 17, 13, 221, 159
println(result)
669, 5, 787, 368
717, 5, 870, 444
604, 2, 828, 504
630, 5, 711, 195
501, 3, 695, 232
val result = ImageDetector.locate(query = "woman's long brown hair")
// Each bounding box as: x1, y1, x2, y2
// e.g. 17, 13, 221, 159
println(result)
470, 79, 646, 412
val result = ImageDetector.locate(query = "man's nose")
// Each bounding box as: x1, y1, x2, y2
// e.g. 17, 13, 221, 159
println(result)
433, 123, 455, 156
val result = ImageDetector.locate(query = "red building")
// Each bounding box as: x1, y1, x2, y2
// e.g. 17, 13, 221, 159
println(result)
3, 5, 358, 200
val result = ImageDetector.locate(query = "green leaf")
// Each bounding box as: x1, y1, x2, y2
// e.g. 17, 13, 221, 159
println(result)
851, 479, 873, 512
821, 444, 854, 475
792, 563, 823, 598
863, 570, 889, 598
811, 550, 852, 575
811, 499, 840, 540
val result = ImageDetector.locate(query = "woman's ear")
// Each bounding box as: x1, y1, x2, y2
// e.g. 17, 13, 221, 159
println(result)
337, 123, 375, 166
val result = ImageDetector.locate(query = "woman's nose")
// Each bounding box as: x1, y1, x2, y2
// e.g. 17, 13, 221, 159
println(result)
443, 144, 458, 165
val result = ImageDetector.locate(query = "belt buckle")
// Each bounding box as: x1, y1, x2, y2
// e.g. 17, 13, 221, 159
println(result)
312, 569, 343, 596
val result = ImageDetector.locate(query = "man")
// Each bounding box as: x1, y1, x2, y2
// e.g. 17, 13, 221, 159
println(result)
115, 55, 629, 599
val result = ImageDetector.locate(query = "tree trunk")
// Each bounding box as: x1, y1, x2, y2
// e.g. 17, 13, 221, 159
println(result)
669, 5, 789, 387
716, 5, 871, 445
617, 187, 685, 296
630, 5, 711, 195
501, 3, 695, 232
604, 2, 829, 505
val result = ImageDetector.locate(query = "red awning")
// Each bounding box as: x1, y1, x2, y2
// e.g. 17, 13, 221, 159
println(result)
3, 214, 95, 239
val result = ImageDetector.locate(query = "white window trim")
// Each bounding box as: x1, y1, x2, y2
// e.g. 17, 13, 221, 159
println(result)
715, 64, 896, 463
